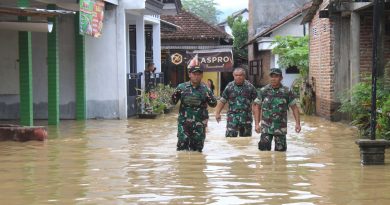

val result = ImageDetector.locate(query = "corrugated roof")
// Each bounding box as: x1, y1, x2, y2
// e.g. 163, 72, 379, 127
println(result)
161, 10, 231, 40
0, 6, 75, 17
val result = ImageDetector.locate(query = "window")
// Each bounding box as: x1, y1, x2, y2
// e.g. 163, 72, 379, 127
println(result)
249, 60, 262, 76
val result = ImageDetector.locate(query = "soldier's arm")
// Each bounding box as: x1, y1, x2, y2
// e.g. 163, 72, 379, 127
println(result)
252, 103, 261, 133
215, 86, 229, 123
206, 89, 217, 108
291, 104, 301, 133
288, 87, 301, 133
171, 86, 182, 105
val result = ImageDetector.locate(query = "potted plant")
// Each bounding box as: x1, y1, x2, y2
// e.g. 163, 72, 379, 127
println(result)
136, 88, 166, 119
154, 84, 176, 114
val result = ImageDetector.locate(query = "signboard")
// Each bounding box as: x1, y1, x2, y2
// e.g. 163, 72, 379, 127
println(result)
195, 50, 233, 72
169, 49, 234, 72
79, 0, 105, 37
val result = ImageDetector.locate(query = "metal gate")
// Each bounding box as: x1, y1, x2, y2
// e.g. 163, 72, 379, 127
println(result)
127, 72, 165, 117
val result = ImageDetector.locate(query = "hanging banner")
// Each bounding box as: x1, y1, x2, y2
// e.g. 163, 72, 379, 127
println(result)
79, 0, 105, 37
187, 49, 234, 72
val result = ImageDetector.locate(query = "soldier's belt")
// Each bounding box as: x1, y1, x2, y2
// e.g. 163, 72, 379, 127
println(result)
182, 105, 202, 109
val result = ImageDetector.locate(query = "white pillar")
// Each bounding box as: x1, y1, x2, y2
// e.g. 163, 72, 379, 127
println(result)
152, 22, 161, 72
350, 12, 360, 87
116, 2, 127, 119
274, 54, 279, 68
136, 16, 146, 89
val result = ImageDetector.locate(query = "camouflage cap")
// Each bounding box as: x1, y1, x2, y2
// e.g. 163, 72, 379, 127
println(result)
269, 68, 282, 76
188, 66, 203, 73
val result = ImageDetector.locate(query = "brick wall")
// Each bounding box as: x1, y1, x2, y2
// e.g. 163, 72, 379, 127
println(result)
360, 15, 390, 76
258, 51, 271, 86
248, 49, 271, 87
308, 0, 337, 120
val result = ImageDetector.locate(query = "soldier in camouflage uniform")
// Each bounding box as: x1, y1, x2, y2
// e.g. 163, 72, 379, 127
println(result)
215, 68, 261, 137
256, 68, 301, 151
171, 66, 217, 152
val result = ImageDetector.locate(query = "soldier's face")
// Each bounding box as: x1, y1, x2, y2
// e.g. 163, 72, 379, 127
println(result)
189, 72, 203, 84
270, 74, 283, 87
233, 71, 245, 85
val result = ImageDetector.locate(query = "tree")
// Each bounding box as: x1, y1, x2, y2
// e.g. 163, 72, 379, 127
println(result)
182, 0, 221, 25
227, 15, 248, 59
272, 36, 314, 115
271, 35, 309, 79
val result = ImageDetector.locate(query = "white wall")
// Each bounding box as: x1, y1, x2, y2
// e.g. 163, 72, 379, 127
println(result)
0, 30, 19, 95
0, 14, 77, 120
58, 15, 77, 119
271, 16, 304, 88
85, 6, 127, 119
271, 16, 304, 37
123, 0, 145, 10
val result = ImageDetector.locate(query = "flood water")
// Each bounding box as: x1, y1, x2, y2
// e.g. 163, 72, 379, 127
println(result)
1, 110, 390, 205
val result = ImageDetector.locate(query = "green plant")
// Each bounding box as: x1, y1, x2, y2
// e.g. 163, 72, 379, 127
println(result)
271, 36, 309, 79
378, 95, 390, 139
154, 84, 175, 109
136, 89, 166, 115
182, 0, 221, 25
136, 84, 176, 115
227, 15, 248, 60
272, 35, 314, 115
339, 77, 390, 138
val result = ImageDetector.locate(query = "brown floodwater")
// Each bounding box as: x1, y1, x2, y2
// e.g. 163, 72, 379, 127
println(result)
1, 110, 390, 205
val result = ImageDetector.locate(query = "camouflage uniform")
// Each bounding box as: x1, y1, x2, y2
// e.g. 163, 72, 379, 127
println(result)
172, 81, 217, 152
258, 84, 297, 151
220, 80, 260, 137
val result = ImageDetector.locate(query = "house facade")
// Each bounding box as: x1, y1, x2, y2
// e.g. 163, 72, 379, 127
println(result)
0, 0, 179, 124
247, 0, 310, 88
246, 3, 311, 88
161, 10, 233, 96
303, 0, 390, 121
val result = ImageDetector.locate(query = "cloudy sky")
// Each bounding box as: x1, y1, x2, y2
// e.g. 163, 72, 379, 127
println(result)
215, 0, 248, 22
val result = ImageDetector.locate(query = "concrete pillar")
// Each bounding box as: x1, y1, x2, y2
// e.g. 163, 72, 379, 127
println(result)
152, 22, 161, 72
75, 13, 86, 120
350, 12, 360, 87
47, 4, 59, 125
136, 16, 146, 89
18, 0, 33, 126
116, 3, 127, 119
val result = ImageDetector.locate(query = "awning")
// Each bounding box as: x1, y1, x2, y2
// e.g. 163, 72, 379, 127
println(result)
0, 6, 75, 17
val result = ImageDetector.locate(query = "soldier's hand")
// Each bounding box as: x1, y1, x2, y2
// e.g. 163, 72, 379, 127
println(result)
255, 124, 261, 134
295, 124, 301, 133
215, 113, 221, 123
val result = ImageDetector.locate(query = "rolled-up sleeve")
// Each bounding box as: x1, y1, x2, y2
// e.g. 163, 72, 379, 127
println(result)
219, 86, 229, 104
288, 89, 297, 107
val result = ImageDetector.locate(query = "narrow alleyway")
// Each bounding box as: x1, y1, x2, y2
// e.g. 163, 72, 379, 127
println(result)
1, 110, 390, 204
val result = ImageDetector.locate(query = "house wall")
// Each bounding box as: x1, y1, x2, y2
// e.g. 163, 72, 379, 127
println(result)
271, 16, 305, 37
250, 50, 271, 87
308, 0, 337, 120
0, 15, 77, 120
0, 5, 129, 120
360, 15, 390, 76
248, 0, 310, 37
85, 6, 127, 119
248, 0, 310, 87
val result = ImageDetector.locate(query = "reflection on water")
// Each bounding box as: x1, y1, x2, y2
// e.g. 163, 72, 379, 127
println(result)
2, 113, 390, 204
